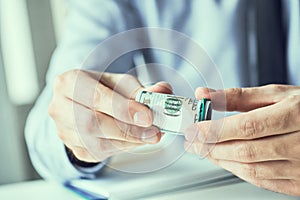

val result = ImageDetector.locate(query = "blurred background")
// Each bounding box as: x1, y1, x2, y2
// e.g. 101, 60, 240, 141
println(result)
0, 0, 66, 185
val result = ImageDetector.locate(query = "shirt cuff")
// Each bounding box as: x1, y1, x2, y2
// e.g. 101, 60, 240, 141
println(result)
65, 146, 108, 175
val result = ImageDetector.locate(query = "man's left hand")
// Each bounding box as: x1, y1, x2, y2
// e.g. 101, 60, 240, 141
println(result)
184, 84, 300, 196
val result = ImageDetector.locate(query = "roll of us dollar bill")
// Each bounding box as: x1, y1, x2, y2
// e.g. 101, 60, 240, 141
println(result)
135, 91, 212, 134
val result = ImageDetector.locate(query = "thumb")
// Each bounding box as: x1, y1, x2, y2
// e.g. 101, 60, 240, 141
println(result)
195, 85, 284, 112
146, 81, 173, 94
195, 87, 216, 99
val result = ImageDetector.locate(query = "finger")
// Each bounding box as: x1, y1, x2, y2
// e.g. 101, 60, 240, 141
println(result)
100, 74, 173, 98
113, 119, 162, 144
98, 73, 174, 100
185, 96, 300, 142
51, 97, 162, 144
194, 87, 216, 99
209, 132, 300, 163
73, 101, 160, 144
208, 135, 288, 162
210, 158, 300, 196
54, 70, 153, 127
209, 159, 300, 180
195, 86, 272, 111
252, 180, 300, 196
195, 85, 300, 112
99, 73, 144, 99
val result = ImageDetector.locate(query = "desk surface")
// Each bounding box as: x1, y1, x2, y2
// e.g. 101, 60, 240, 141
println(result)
0, 180, 298, 200
0, 180, 81, 200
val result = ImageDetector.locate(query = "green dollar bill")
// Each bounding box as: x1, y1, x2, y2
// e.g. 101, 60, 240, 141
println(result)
135, 91, 211, 134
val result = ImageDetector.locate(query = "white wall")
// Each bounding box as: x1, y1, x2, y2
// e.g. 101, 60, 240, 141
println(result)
0, 0, 62, 184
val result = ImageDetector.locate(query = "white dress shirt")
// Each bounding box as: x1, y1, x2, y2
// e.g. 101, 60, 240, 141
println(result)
25, 0, 300, 182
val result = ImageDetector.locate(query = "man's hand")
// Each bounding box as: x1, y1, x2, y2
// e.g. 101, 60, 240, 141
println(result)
184, 84, 300, 196
48, 69, 172, 163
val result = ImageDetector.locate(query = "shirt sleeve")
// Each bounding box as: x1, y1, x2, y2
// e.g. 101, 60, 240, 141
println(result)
25, 0, 125, 182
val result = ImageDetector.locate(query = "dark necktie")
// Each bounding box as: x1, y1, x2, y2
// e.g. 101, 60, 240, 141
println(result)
255, 0, 287, 85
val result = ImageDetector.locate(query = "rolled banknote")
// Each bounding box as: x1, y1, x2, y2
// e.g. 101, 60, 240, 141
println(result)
135, 91, 212, 134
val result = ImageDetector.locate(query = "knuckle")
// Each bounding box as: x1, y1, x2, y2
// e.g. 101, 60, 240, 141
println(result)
240, 118, 256, 138
121, 124, 133, 141
266, 84, 285, 92
244, 164, 259, 179
240, 117, 263, 138
274, 141, 288, 158
227, 88, 243, 97
236, 143, 257, 162
226, 88, 243, 110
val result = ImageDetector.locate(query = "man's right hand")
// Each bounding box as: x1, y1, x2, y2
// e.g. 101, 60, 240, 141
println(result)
48, 69, 173, 163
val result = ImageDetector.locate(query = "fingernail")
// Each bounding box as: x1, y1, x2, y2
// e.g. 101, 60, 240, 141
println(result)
185, 125, 200, 141
134, 111, 152, 127
156, 82, 173, 92
141, 129, 158, 143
